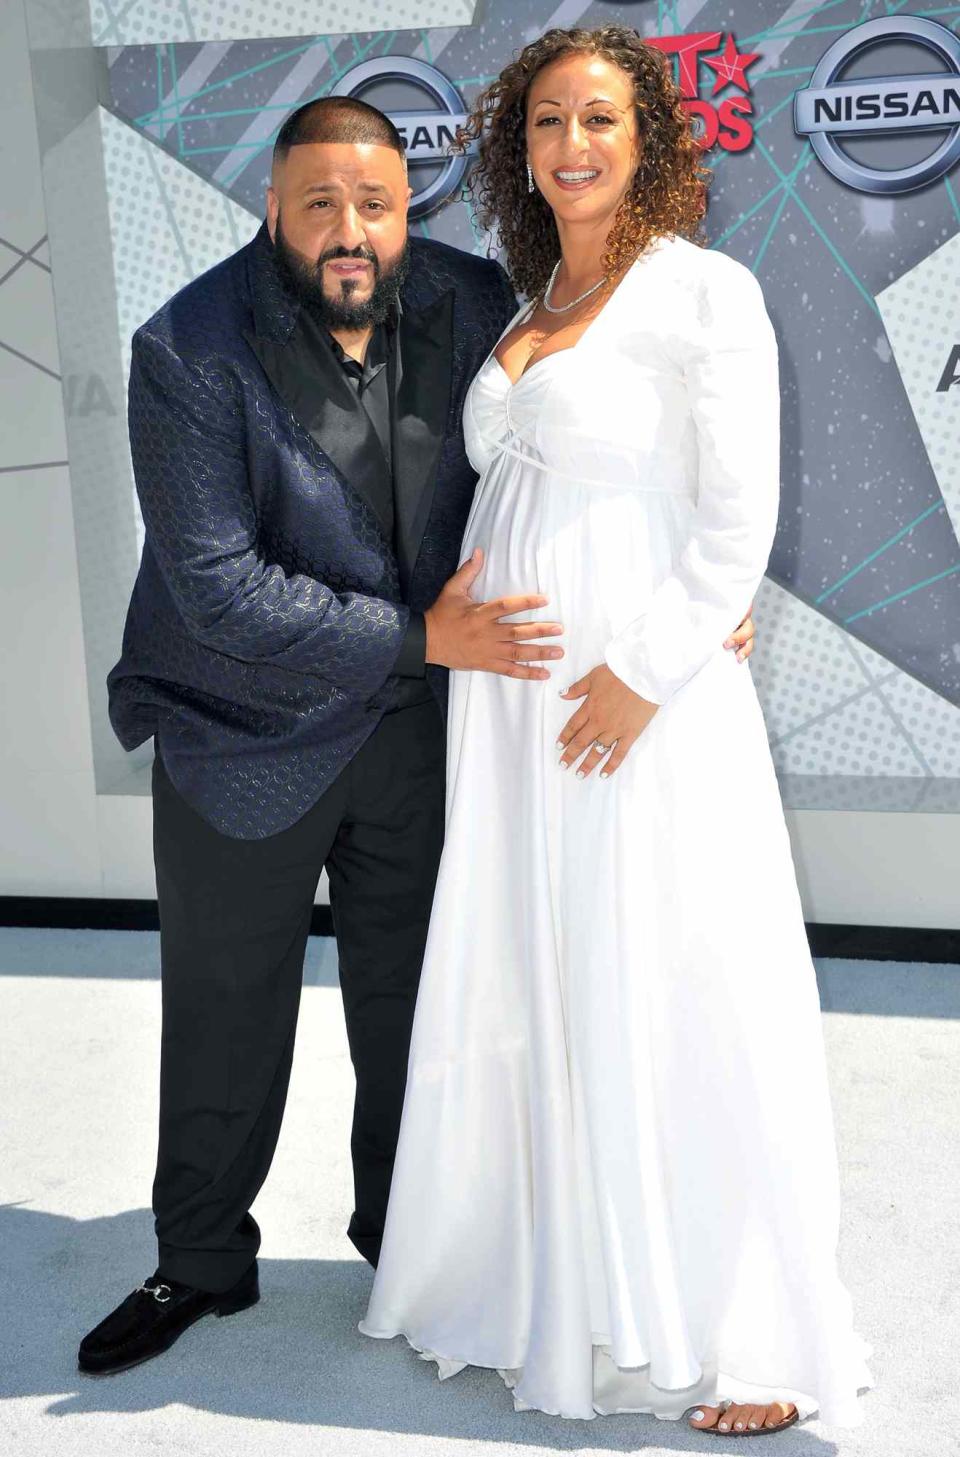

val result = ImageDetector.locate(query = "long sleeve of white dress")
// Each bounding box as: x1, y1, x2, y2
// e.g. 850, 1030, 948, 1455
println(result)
602, 255, 781, 706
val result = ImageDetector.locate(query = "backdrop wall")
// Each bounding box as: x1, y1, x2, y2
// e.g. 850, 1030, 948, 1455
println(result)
2, 0, 959, 923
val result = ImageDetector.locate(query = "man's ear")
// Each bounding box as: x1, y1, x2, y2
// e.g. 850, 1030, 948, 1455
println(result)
266, 186, 279, 241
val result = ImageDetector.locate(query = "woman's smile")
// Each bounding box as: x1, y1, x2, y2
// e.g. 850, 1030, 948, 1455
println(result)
552, 167, 602, 191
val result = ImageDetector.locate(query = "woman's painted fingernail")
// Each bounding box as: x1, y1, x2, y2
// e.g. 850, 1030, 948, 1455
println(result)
576, 770, 585, 779
599, 771, 608, 780
559, 760, 570, 771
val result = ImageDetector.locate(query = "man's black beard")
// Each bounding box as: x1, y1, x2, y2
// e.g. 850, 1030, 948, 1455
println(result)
271, 211, 409, 331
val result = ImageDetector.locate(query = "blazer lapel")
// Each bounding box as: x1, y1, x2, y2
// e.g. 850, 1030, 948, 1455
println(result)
393, 287, 454, 591
242, 317, 394, 542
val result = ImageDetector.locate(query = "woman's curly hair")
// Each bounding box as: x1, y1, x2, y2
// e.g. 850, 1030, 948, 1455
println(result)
454, 24, 712, 301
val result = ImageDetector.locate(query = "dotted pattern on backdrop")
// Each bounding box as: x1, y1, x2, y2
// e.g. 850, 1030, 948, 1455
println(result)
88, 0, 477, 46
751, 576, 960, 779
101, 108, 258, 381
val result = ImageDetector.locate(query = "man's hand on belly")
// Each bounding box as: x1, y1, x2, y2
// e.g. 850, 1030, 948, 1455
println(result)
424, 547, 565, 680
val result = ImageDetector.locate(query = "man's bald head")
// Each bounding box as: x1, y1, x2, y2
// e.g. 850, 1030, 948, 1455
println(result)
272, 96, 407, 182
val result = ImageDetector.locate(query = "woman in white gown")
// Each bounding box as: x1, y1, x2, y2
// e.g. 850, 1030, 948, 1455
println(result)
359, 24, 873, 1434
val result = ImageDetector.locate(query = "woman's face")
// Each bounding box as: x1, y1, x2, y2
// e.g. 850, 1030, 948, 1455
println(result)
525, 52, 640, 229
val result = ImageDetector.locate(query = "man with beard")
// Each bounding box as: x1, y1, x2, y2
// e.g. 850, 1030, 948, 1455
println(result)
81, 96, 757, 1375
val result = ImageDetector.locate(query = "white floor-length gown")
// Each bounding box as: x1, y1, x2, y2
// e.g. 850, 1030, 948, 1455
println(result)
359, 233, 874, 1426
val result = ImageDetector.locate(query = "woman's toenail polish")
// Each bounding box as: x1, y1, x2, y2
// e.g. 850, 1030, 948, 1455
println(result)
690, 1410, 704, 1422
735, 1421, 744, 1429
718, 1422, 729, 1431
748, 1421, 759, 1429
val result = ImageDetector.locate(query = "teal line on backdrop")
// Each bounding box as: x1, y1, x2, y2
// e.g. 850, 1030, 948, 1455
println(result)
844, 562, 960, 624
817, 504, 948, 605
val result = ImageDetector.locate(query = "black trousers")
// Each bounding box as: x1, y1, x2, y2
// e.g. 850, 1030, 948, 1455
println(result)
150, 697, 446, 1293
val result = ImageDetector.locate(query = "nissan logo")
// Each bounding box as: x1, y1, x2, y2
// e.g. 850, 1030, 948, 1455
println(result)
794, 16, 960, 194
330, 57, 477, 219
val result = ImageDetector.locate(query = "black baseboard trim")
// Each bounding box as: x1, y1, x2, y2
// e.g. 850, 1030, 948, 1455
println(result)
804, 922, 959, 962
0, 896, 334, 938
0, 898, 957, 962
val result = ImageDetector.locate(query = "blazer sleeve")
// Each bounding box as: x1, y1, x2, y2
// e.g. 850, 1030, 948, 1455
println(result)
602, 257, 780, 706
127, 326, 412, 699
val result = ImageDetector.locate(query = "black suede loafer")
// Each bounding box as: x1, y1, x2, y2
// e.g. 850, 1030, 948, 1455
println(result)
77, 1262, 259, 1375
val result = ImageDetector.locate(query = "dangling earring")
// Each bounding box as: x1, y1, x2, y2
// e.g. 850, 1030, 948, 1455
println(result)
527, 161, 535, 194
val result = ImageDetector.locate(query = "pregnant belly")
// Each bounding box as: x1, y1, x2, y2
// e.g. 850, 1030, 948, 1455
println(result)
460, 462, 700, 684
460, 458, 547, 609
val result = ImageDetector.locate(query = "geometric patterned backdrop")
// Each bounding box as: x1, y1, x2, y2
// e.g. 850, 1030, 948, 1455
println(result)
89, 1, 477, 46
102, 2, 960, 703
17, 0, 960, 804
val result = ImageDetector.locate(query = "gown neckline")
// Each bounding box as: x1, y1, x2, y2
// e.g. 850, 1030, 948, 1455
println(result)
489, 237, 671, 389
489, 254, 640, 390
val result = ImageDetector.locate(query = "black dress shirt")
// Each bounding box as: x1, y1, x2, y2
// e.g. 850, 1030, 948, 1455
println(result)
320, 306, 428, 689
327, 320, 392, 469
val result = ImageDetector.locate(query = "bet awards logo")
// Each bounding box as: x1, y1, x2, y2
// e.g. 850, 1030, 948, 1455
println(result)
330, 57, 476, 219
599, 3, 761, 148
794, 16, 960, 193
644, 31, 761, 153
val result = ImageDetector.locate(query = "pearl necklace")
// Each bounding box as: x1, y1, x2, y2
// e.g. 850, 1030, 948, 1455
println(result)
541, 258, 608, 314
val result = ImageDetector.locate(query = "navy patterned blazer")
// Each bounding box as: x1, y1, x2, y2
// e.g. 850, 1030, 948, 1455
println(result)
107, 221, 518, 838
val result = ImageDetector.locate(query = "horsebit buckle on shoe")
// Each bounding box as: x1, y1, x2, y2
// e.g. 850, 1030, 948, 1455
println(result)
136, 1281, 172, 1303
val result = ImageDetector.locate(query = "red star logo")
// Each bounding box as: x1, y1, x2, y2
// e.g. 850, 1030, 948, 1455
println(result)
703, 35, 760, 96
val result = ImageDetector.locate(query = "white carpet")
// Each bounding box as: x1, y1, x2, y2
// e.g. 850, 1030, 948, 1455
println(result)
1, 930, 957, 1456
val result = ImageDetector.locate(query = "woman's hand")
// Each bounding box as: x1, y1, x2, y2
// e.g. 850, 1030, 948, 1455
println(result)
725, 601, 757, 662
556, 664, 658, 780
